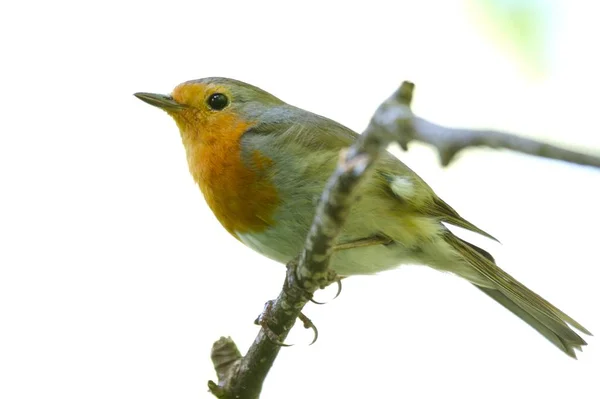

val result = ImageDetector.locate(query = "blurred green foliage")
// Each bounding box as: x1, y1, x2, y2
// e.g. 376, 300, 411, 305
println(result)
466, 0, 554, 77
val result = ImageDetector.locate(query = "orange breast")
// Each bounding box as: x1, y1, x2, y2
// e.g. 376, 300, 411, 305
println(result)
182, 113, 279, 237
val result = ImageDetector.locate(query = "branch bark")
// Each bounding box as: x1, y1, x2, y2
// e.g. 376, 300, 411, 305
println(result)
207, 81, 600, 398
405, 116, 600, 168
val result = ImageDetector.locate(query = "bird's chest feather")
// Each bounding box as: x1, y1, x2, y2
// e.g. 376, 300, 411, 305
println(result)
184, 128, 279, 237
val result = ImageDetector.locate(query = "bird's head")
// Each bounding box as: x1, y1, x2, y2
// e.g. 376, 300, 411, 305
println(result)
134, 77, 284, 146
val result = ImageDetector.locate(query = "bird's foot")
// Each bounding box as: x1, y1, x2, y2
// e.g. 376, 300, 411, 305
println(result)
254, 301, 319, 346
254, 300, 292, 347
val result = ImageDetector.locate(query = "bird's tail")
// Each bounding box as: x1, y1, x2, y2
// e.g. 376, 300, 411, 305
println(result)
445, 234, 591, 358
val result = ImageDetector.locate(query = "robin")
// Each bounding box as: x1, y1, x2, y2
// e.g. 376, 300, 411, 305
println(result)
134, 77, 590, 357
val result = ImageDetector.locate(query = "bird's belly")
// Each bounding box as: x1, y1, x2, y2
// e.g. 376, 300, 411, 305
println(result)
234, 179, 460, 276
236, 228, 420, 276
236, 230, 299, 265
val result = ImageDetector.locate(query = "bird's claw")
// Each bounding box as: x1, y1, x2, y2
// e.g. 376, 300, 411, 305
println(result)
310, 277, 343, 305
298, 312, 319, 345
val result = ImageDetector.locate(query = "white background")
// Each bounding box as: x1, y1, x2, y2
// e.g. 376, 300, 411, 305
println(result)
1, 1, 598, 398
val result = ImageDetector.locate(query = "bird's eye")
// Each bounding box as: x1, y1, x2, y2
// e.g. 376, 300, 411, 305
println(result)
207, 93, 229, 111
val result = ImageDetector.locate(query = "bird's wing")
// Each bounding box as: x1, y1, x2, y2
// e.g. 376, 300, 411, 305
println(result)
255, 107, 498, 242
425, 192, 499, 242
372, 146, 499, 242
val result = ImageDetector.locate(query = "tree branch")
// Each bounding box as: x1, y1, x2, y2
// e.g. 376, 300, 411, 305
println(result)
404, 116, 600, 168
208, 82, 416, 399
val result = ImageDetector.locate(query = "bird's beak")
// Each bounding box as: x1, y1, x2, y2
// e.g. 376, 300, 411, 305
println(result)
134, 92, 187, 111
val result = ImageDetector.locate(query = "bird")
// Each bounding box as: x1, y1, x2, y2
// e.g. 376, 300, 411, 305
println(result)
134, 77, 591, 358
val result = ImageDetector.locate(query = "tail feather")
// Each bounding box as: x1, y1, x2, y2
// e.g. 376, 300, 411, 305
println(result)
446, 233, 591, 357
475, 285, 585, 358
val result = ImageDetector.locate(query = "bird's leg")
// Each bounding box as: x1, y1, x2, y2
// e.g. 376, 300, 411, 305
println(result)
333, 235, 393, 251
310, 237, 389, 305
309, 236, 390, 305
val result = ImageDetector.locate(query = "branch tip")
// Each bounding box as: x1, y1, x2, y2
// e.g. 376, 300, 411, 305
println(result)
396, 80, 415, 105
